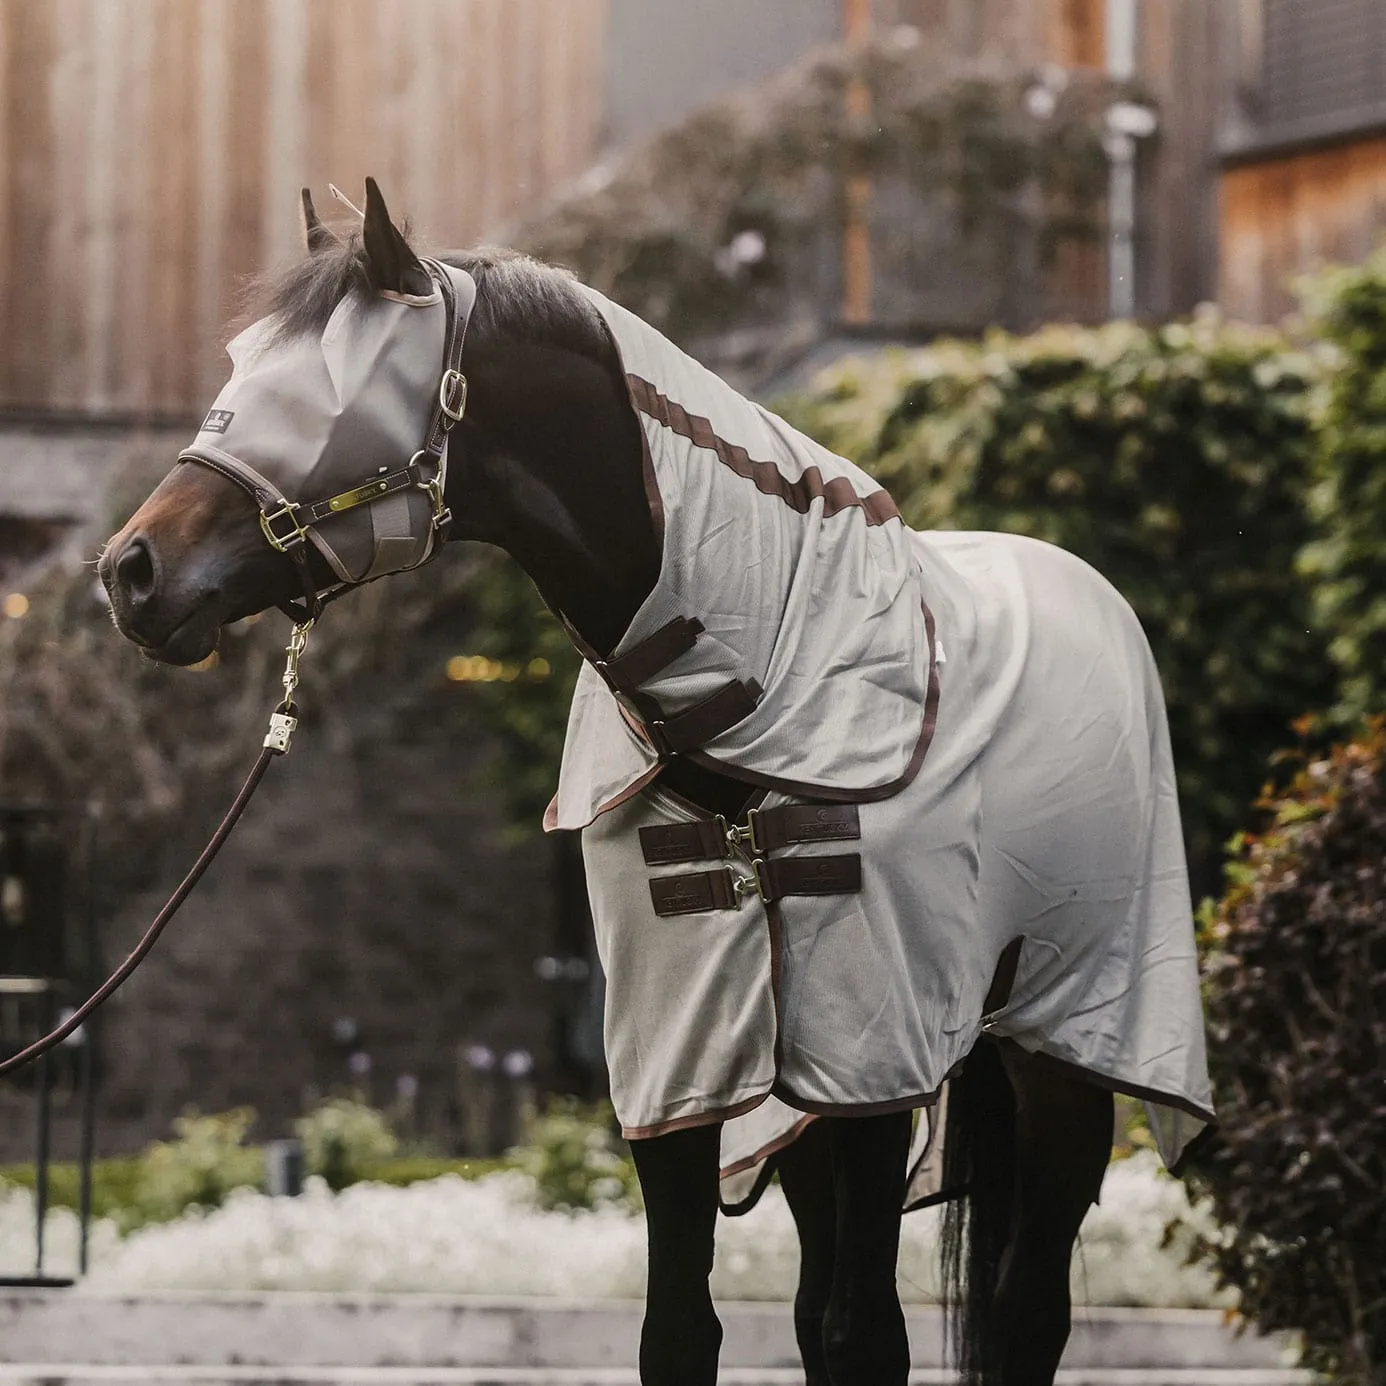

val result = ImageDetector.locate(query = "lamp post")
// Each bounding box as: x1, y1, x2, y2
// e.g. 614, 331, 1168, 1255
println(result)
1104, 0, 1158, 318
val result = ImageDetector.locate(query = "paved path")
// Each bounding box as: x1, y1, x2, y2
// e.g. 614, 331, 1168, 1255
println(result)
0, 1369, 1312, 1385
0, 1291, 1310, 1385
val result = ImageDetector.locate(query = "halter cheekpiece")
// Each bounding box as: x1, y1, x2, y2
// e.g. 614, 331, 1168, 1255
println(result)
177, 257, 477, 623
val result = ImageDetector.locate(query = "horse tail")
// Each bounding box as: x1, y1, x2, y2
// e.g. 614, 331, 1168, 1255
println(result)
940, 1038, 1016, 1386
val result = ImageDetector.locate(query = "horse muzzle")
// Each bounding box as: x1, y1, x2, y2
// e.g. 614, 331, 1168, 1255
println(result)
100, 534, 222, 665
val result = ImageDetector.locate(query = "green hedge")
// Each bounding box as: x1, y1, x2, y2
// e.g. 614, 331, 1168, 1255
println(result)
0, 1154, 507, 1228
779, 315, 1329, 892
0, 1158, 143, 1222
0, 1095, 619, 1229
1299, 245, 1386, 724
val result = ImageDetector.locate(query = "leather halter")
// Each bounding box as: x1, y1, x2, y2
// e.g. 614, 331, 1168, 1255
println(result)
178, 258, 476, 623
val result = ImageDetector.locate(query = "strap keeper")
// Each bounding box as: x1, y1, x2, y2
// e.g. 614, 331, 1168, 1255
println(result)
645, 717, 674, 760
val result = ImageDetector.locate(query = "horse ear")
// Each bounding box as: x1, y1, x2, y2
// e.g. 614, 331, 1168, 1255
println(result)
300, 188, 341, 255
361, 177, 432, 296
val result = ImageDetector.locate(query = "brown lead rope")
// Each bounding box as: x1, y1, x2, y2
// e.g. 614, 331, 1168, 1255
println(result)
0, 622, 313, 1080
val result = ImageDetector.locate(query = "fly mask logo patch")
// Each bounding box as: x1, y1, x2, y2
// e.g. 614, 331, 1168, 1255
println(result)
201, 409, 235, 434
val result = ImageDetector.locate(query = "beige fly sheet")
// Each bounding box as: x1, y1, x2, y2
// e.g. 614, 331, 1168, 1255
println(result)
551, 288, 1215, 1184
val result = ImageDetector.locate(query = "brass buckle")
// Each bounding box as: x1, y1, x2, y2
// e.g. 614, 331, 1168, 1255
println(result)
259, 500, 308, 553
413, 450, 452, 532
280, 619, 314, 709
722, 808, 763, 855
439, 369, 468, 424
732, 859, 770, 905
423, 474, 451, 532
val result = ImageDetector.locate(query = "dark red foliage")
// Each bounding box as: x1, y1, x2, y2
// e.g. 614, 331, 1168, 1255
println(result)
1197, 726, 1386, 1383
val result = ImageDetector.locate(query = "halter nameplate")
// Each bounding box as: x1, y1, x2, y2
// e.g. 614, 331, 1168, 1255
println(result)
328, 479, 393, 512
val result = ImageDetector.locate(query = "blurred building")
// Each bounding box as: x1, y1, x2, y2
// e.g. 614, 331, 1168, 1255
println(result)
607, 0, 1386, 337
1217, 0, 1386, 322
3, 0, 1382, 424
0, 0, 1383, 1153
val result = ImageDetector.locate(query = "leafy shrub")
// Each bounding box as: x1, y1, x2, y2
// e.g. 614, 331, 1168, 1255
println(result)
356, 1155, 508, 1186
0, 1157, 143, 1222
1299, 246, 1386, 725
508, 1099, 640, 1213
294, 1097, 399, 1191
1194, 725, 1386, 1382
132, 1107, 263, 1226
778, 314, 1331, 892
0, 1151, 511, 1231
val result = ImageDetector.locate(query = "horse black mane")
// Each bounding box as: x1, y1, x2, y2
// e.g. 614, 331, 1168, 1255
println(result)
248, 231, 614, 367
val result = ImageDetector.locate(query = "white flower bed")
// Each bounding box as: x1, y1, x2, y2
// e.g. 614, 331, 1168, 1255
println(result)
0, 1153, 1229, 1306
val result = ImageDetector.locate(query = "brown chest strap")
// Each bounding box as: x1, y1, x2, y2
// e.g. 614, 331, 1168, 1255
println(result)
639, 804, 860, 865
649, 854, 863, 917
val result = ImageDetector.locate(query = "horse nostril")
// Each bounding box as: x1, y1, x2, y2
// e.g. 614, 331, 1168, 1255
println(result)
115, 538, 157, 605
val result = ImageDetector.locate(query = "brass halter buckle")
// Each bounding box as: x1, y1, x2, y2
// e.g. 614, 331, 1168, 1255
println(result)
259, 500, 310, 553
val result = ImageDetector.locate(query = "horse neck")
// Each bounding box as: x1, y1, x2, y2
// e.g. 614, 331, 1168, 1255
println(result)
446, 336, 661, 656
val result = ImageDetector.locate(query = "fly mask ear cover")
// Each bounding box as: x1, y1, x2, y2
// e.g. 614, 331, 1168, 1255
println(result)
178, 260, 477, 591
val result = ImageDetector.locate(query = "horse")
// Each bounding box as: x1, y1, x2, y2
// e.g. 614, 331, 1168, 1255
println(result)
99, 180, 1214, 1386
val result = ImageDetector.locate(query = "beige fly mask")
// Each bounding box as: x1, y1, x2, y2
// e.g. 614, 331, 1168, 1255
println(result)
179, 256, 476, 612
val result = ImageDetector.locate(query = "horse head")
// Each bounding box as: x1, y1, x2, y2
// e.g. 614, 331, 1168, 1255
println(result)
100, 179, 469, 664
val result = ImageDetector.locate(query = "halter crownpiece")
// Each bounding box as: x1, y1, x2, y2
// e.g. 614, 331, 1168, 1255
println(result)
177, 254, 477, 623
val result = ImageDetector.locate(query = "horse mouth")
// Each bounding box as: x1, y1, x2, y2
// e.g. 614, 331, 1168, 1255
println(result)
131, 609, 222, 667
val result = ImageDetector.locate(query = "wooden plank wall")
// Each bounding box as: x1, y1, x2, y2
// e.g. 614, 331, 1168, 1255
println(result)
0, 0, 609, 417
1134, 0, 1225, 318
1221, 134, 1386, 323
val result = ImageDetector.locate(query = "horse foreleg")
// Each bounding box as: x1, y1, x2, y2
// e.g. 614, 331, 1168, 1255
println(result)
776, 1120, 837, 1386
821, 1110, 913, 1386
994, 1048, 1113, 1386
629, 1122, 724, 1386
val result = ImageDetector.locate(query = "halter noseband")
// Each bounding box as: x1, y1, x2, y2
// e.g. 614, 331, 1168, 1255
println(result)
178, 257, 476, 624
